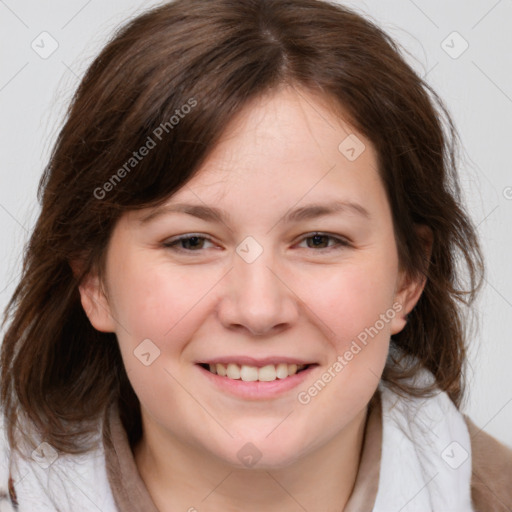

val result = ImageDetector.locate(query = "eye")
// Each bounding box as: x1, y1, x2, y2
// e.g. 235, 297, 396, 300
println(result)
296, 232, 351, 251
163, 234, 216, 252
162, 232, 351, 254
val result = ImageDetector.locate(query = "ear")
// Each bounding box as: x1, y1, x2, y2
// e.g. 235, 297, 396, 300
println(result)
70, 259, 117, 333
390, 225, 433, 335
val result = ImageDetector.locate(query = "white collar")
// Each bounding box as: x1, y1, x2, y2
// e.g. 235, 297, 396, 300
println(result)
374, 370, 474, 511
2, 368, 473, 511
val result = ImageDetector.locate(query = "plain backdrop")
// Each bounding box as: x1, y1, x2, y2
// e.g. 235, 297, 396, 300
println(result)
1, 0, 511, 445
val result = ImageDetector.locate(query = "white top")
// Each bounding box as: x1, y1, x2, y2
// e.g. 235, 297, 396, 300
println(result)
0, 368, 474, 511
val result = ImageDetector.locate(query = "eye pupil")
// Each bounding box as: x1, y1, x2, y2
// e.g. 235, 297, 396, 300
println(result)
308, 234, 328, 248
183, 236, 203, 249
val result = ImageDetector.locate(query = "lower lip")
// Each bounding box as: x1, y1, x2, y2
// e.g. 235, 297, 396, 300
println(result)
196, 364, 317, 400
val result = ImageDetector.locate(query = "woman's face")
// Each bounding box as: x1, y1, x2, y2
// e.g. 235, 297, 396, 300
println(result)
81, 86, 423, 468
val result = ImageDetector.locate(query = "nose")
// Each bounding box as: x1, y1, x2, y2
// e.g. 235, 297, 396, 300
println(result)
216, 245, 299, 337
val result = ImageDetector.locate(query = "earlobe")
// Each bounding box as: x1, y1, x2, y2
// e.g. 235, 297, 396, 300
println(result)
390, 225, 433, 335
74, 264, 117, 333
389, 270, 427, 335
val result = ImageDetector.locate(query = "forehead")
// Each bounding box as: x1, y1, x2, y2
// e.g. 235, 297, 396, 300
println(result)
126, 85, 390, 229
202, 85, 368, 168
175, 86, 383, 203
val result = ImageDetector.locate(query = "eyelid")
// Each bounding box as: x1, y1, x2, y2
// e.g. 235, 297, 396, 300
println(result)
162, 232, 352, 253
294, 232, 352, 250
163, 232, 216, 245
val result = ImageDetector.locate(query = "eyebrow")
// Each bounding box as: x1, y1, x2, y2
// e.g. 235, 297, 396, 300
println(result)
138, 200, 370, 225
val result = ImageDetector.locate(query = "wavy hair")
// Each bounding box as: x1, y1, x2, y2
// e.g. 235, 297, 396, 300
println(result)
1, 0, 483, 457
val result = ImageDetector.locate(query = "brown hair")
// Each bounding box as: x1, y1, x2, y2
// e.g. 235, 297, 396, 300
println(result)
1, 0, 483, 457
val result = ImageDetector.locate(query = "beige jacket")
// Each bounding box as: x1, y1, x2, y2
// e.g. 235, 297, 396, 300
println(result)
102, 390, 512, 511
2, 389, 511, 510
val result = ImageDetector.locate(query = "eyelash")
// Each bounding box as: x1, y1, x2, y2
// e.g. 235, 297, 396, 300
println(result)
163, 232, 351, 253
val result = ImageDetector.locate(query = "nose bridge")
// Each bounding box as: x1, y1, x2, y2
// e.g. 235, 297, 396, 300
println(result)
218, 236, 297, 335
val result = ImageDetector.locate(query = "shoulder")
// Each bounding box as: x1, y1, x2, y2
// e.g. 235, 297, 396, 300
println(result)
0, 411, 18, 511
0, 407, 118, 512
464, 415, 512, 511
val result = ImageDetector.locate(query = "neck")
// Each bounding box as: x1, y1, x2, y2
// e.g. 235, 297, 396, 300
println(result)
133, 406, 368, 512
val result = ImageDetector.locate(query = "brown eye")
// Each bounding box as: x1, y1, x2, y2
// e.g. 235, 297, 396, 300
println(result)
297, 233, 351, 251
163, 235, 214, 252
306, 234, 330, 248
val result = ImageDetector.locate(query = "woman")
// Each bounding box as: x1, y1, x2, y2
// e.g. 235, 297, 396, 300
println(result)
1, 0, 511, 510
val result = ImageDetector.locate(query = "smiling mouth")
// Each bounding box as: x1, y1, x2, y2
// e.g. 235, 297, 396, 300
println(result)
198, 362, 314, 382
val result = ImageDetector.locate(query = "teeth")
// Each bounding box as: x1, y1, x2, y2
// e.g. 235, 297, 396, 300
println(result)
240, 365, 258, 381
226, 363, 241, 379
259, 364, 277, 381
276, 363, 290, 379
206, 362, 307, 381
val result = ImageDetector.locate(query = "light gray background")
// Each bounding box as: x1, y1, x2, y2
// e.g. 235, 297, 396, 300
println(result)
1, 1, 511, 445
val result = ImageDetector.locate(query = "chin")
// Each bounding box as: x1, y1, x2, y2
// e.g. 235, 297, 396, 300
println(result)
215, 434, 311, 470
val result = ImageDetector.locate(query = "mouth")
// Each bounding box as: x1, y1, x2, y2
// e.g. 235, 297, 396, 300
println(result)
197, 362, 314, 382
195, 360, 318, 400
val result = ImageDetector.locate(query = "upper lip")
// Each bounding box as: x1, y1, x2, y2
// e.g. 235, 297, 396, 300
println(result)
197, 356, 316, 367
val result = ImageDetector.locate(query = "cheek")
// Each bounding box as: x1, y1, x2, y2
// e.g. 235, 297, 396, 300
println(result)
301, 260, 398, 344
107, 254, 226, 384
108, 255, 208, 339
107, 257, 212, 414
291, 264, 395, 431
292, 256, 398, 407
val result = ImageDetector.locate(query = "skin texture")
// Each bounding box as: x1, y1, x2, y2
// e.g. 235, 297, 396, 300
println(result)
79, 85, 427, 512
